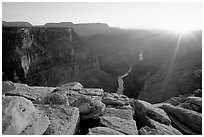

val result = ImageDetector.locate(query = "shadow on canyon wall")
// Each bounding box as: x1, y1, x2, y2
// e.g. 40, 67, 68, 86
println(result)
2, 21, 202, 103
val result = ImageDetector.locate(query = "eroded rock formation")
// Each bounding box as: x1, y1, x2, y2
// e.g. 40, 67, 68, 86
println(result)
2, 27, 117, 92
2, 81, 202, 135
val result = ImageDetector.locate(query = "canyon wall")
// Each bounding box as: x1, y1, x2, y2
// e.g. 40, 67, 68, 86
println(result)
123, 31, 202, 103
2, 23, 202, 103
2, 27, 117, 92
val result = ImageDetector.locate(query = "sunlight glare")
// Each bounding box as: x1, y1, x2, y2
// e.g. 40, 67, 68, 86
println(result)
166, 25, 197, 35
169, 27, 191, 34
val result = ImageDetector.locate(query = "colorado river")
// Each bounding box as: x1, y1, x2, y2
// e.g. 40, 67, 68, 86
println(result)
116, 65, 133, 94
116, 51, 143, 94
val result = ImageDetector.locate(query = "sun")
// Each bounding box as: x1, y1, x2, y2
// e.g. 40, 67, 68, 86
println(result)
166, 26, 196, 35
170, 28, 191, 34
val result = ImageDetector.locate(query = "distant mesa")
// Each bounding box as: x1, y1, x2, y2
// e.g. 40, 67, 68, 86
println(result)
43, 22, 75, 27
2, 21, 33, 27
43, 22, 114, 36
2, 21, 122, 36
44, 22, 109, 28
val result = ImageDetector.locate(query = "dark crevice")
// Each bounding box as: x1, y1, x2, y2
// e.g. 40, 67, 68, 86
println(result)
134, 112, 149, 130
78, 117, 101, 135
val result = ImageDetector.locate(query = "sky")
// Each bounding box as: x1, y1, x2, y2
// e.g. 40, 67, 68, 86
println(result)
2, 2, 202, 30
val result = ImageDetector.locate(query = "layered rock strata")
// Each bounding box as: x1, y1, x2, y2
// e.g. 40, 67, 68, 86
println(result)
2, 81, 202, 135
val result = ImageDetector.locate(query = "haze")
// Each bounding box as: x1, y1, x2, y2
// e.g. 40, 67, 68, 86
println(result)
2, 2, 201, 30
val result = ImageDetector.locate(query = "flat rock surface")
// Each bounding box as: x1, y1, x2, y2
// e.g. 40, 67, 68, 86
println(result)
2, 96, 49, 135
56, 82, 83, 91
88, 127, 124, 135
6, 83, 56, 100
79, 88, 104, 96
35, 104, 79, 135
103, 107, 133, 120
100, 116, 138, 135
55, 87, 103, 105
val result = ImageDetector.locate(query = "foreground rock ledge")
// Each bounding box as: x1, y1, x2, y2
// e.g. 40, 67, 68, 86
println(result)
2, 81, 202, 135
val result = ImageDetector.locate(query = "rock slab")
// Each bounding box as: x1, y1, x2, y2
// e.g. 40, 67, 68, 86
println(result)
160, 104, 202, 133
100, 116, 138, 135
2, 96, 49, 135
36, 104, 80, 135
148, 118, 182, 135
135, 100, 171, 125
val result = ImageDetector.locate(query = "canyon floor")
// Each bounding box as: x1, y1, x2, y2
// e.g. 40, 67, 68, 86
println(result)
2, 81, 202, 135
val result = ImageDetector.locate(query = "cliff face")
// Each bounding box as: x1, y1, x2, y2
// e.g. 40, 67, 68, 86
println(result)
2, 27, 117, 92
123, 31, 202, 103
83, 34, 134, 77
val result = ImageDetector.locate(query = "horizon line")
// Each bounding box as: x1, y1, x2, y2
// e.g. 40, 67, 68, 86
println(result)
2, 20, 202, 31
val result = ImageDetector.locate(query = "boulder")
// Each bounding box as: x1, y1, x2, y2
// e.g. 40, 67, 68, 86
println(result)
102, 92, 129, 106
160, 104, 202, 133
2, 96, 49, 135
2, 81, 16, 95
56, 82, 83, 91
88, 127, 124, 135
36, 104, 79, 135
103, 107, 134, 120
148, 118, 182, 135
73, 96, 105, 119
135, 100, 171, 125
188, 96, 202, 108
35, 92, 68, 105
139, 126, 157, 135
100, 116, 138, 135
193, 89, 202, 97
56, 89, 83, 105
